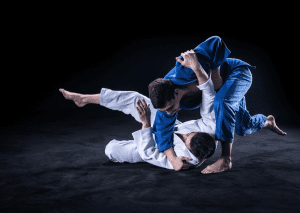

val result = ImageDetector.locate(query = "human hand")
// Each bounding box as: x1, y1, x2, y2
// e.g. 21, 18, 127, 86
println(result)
175, 49, 202, 70
171, 156, 192, 171
176, 49, 208, 84
136, 99, 151, 128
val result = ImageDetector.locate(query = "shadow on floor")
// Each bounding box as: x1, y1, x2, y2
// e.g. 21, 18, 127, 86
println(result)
1, 108, 299, 213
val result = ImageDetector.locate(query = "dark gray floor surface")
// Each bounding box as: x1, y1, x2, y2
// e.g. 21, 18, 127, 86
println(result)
1, 109, 299, 213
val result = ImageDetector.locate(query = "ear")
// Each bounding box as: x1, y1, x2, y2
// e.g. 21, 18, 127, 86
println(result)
174, 88, 180, 97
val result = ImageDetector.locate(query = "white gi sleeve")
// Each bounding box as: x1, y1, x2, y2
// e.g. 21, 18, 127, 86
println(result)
197, 77, 216, 124
132, 127, 174, 170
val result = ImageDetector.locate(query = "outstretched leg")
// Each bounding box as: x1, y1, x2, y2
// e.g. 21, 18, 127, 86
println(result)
59, 88, 162, 126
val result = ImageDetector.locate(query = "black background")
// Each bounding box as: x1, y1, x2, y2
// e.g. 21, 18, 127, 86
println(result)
1, 7, 300, 213
5, 15, 299, 127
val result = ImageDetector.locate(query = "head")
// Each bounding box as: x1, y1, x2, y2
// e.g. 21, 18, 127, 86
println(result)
185, 132, 216, 162
148, 78, 187, 114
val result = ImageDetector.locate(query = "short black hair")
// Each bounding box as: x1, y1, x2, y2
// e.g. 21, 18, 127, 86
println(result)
148, 78, 188, 109
190, 132, 216, 161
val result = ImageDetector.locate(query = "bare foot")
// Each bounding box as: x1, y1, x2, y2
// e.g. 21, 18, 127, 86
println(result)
264, 115, 287, 136
201, 157, 232, 174
59, 89, 87, 107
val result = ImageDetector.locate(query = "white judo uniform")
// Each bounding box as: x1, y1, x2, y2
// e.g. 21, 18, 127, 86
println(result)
103, 76, 218, 170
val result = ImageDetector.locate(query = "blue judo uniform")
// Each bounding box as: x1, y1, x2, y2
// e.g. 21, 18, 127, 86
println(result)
153, 36, 267, 152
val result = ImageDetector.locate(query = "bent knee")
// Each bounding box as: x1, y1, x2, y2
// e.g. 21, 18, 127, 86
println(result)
214, 97, 236, 110
105, 140, 120, 162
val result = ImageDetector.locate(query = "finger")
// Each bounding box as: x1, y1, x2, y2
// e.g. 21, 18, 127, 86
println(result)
136, 100, 144, 112
142, 99, 148, 108
179, 156, 192, 161
175, 57, 183, 64
139, 99, 146, 108
137, 99, 141, 106
137, 100, 145, 112
183, 157, 192, 161
139, 104, 145, 114
136, 106, 141, 114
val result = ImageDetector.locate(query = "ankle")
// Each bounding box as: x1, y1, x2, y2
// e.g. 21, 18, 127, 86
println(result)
80, 94, 87, 104
219, 155, 232, 163
83, 94, 100, 105
263, 115, 274, 128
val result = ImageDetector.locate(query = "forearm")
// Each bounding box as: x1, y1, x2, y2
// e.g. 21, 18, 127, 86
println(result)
192, 65, 209, 86
211, 67, 223, 91
163, 146, 177, 163
132, 128, 174, 170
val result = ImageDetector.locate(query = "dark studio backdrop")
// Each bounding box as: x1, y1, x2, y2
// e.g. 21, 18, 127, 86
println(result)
1, 10, 300, 212
5, 26, 299, 127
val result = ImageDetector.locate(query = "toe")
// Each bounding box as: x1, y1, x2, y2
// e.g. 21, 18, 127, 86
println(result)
201, 168, 208, 174
205, 169, 214, 174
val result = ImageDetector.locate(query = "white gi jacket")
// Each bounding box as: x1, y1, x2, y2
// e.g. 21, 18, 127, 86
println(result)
103, 76, 217, 170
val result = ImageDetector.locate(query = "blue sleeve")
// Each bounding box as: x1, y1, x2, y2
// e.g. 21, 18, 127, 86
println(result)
152, 110, 177, 152
193, 35, 231, 69
164, 36, 231, 85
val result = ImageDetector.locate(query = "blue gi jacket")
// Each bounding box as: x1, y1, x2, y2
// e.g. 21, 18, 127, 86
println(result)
152, 36, 254, 152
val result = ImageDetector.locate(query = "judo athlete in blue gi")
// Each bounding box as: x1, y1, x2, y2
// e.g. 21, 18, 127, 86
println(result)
148, 36, 287, 174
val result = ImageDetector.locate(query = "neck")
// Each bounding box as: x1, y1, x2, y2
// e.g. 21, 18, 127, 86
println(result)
181, 82, 201, 100
179, 82, 196, 96
175, 132, 188, 143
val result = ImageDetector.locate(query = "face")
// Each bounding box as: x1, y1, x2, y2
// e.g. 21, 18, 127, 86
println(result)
157, 89, 181, 114
184, 132, 198, 152
185, 132, 216, 163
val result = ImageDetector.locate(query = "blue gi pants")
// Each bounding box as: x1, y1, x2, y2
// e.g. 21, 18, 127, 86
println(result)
153, 36, 268, 152
214, 66, 267, 142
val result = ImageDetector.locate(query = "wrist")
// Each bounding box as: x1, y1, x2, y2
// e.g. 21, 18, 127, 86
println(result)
192, 65, 206, 76
191, 64, 203, 73
163, 147, 177, 162
142, 121, 151, 129
193, 68, 209, 85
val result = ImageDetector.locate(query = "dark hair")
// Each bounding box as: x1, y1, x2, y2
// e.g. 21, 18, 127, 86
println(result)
148, 78, 188, 109
190, 132, 216, 161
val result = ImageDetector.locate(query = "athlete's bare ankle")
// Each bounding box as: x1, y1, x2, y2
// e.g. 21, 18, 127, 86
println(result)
219, 155, 232, 164
83, 94, 100, 105
264, 115, 274, 128
80, 95, 88, 104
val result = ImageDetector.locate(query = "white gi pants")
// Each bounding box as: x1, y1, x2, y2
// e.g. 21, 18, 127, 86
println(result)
101, 88, 181, 163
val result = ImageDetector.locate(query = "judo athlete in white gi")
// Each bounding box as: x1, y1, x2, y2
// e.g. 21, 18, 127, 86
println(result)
59, 72, 217, 170
109, 75, 216, 169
